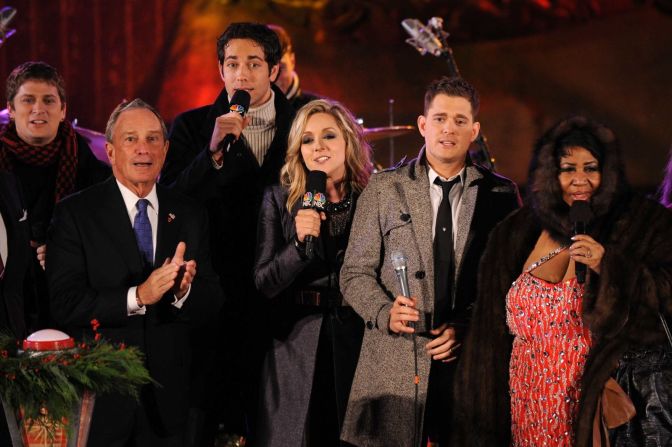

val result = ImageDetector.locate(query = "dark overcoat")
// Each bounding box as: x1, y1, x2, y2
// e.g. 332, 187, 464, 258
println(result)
159, 85, 295, 437
160, 85, 294, 300
0, 171, 33, 339
253, 185, 363, 446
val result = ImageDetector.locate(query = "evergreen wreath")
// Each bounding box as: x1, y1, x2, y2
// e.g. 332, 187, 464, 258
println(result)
0, 319, 152, 438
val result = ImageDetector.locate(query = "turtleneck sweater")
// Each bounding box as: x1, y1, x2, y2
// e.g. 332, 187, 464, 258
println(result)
242, 89, 277, 166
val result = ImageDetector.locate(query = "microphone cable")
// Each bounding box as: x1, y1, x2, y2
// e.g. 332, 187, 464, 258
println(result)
392, 251, 421, 446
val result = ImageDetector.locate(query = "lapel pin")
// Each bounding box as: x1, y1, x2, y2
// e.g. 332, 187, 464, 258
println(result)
168, 213, 176, 223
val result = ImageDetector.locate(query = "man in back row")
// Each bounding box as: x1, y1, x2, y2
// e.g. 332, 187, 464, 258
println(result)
267, 23, 320, 110
340, 76, 521, 446
160, 22, 295, 443
0, 61, 110, 327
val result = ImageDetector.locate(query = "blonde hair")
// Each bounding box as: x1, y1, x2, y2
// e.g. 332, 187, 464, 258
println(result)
281, 99, 373, 211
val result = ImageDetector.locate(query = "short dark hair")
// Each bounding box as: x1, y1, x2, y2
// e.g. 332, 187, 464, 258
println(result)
216, 22, 282, 69
105, 98, 168, 143
423, 76, 479, 117
6, 61, 66, 107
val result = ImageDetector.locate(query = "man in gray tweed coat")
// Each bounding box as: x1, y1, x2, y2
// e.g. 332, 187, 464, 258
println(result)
340, 77, 520, 447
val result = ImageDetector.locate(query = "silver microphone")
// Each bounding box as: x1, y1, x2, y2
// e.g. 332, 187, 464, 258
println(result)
401, 18, 444, 57
391, 251, 415, 330
391, 251, 411, 297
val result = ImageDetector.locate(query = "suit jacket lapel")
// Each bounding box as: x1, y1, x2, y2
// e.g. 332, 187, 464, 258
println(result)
97, 179, 145, 274
0, 175, 22, 261
454, 164, 482, 274
155, 185, 180, 267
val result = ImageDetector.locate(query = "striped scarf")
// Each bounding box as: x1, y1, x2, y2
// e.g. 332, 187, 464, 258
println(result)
0, 120, 78, 202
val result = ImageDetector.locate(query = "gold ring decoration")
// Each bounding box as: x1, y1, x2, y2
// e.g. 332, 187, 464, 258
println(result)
586, 250, 592, 259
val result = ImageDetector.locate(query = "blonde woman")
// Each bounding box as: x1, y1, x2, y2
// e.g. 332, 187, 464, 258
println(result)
253, 99, 373, 447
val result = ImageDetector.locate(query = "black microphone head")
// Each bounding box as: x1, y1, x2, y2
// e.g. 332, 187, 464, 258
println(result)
569, 200, 594, 223
303, 170, 327, 210
229, 90, 251, 116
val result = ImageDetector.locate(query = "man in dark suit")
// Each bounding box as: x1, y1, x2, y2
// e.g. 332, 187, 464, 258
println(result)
160, 22, 295, 443
47, 99, 223, 446
340, 77, 521, 446
0, 170, 36, 446
0, 171, 33, 339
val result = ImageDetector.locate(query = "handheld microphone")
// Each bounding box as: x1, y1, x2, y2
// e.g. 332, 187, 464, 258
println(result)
302, 170, 327, 259
569, 200, 594, 284
391, 251, 414, 329
218, 89, 251, 153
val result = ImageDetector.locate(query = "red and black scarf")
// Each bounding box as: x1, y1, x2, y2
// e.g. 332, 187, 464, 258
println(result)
0, 120, 78, 202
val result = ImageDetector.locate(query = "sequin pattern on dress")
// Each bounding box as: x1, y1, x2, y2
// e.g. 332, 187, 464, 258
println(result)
506, 246, 592, 446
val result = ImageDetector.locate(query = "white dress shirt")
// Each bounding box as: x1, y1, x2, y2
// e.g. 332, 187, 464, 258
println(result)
116, 180, 189, 315
428, 165, 466, 245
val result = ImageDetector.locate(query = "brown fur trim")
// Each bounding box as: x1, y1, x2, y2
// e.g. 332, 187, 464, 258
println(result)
454, 197, 672, 447
527, 115, 628, 243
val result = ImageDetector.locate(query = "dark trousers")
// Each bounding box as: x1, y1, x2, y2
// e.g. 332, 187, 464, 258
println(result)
1, 407, 12, 447
191, 284, 271, 447
306, 306, 364, 447
88, 392, 184, 447
422, 359, 457, 446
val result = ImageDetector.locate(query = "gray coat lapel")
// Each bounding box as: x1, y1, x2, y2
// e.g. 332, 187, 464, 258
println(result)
454, 164, 482, 274
401, 155, 434, 278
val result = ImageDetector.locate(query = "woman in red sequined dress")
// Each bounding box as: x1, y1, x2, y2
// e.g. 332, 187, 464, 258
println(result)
452, 116, 672, 446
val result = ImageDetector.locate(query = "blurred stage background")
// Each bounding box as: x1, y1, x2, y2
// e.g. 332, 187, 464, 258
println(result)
1, 0, 670, 192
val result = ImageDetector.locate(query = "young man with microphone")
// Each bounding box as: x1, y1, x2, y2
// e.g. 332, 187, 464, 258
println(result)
159, 22, 295, 445
340, 76, 520, 447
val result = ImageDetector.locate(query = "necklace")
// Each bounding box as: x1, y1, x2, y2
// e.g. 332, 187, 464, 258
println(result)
325, 194, 352, 213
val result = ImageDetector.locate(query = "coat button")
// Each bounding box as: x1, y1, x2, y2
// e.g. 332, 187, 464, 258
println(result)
415, 270, 425, 279
400, 213, 411, 222
366, 321, 374, 330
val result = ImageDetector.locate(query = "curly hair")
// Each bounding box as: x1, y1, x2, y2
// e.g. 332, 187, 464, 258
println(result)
280, 99, 373, 211
527, 115, 628, 242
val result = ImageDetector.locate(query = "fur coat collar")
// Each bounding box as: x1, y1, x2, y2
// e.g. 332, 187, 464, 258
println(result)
527, 115, 629, 243
452, 196, 672, 446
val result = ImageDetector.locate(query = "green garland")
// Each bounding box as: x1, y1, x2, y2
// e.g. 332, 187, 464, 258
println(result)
0, 330, 152, 435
